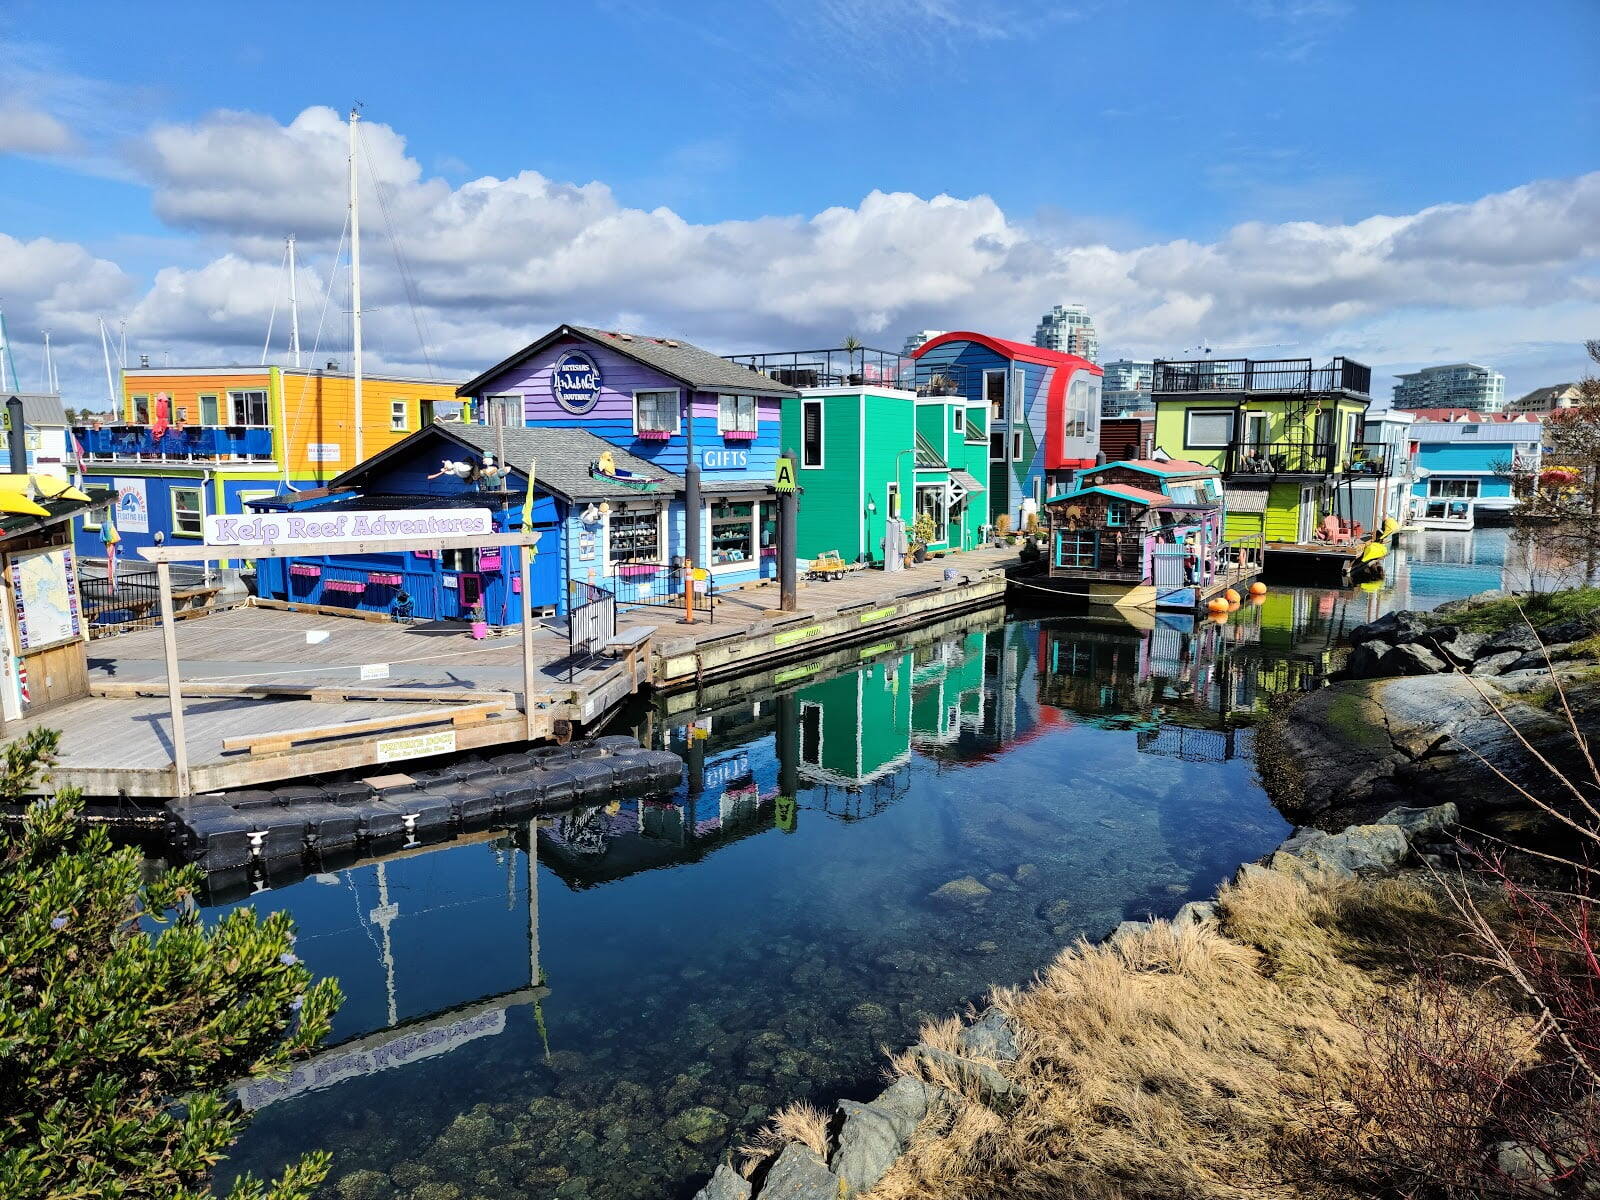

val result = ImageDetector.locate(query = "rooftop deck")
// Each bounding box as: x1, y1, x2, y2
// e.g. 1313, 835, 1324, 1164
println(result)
1153, 356, 1372, 397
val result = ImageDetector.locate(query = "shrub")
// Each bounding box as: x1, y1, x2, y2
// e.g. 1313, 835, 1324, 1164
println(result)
911, 512, 938, 547
0, 728, 343, 1200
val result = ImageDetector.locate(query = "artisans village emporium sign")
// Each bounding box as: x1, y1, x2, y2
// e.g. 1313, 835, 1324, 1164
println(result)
204, 509, 494, 549
552, 350, 603, 414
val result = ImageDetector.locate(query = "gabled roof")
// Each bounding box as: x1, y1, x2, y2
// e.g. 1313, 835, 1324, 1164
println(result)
911, 331, 1102, 375
4, 393, 68, 427
1102, 458, 1215, 478
1047, 483, 1170, 507
327, 422, 685, 503
457, 324, 799, 398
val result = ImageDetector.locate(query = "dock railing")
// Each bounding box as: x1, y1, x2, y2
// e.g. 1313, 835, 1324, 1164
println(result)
610, 559, 716, 620
566, 579, 617, 681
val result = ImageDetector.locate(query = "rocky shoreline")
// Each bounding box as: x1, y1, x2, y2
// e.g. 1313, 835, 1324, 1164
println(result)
699, 589, 1600, 1199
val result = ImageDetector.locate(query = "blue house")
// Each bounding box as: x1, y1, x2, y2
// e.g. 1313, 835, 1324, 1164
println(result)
251, 423, 679, 621
1407, 409, 1541, 529
456, 325, 799, 586
911, 332, 1102, 527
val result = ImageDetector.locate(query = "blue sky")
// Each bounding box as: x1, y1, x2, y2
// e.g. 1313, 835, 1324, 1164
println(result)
0, 0, 1596, 401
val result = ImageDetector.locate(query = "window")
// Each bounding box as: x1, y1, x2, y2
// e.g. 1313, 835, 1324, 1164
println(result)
608, 508, 664, 564
914, 483, 948, 543
634, 390, 680, 436
228, 390, 269, 426
1013, 368, 1026, 416
485, 394, 523, 426
990, 430, 1006, 462
130, 395, 149, 424
1185, 408, 1234, 448
1011, 429, 1024, 461
1107, 502, 1127, 527
390, 400, 409, 432
1086, 377, 1100, 434
1459, 424, 1480, 436
441, 548, 474, 572
709, 499, 756, 565
717, 394, 757, 434
801, 398, 824, 467
965, 407, 985, 442
1428, 478, 1479, 499
1055, 530, 1098, 568
953, 407, 965, 434
984, 369, 1007, 419
1244, 412, 1268, 451
800, 702, 822, 766
199, 394, 220, 425
1064, 377, 1087, 439
171, 486, 203, 537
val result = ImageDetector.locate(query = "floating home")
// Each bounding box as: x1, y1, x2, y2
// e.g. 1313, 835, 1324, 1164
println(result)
1406, 409, 1542, 529
3, 393, 72, 480
456, 326, 797, 590
722, 346, 990, 563
1039, 458, 1252, 610
910, 333, 1103, 527
1335, 408, 1414, 535
71, 365, 466, 570
1151, 355, 1376, 568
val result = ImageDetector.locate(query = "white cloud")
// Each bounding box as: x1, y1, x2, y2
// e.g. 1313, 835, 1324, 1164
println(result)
0, 103, 76, 155
7, 104, 1597, 403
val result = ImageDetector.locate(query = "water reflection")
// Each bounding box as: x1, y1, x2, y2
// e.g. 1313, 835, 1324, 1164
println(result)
219, 595, 1375, 1200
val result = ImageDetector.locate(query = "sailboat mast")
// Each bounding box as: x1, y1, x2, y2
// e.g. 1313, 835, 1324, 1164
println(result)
99, 318, 117, 410
42, 330, 55, 393
287, 234, 301, 369
0, 308, 12, 392
349, 108, 364, 463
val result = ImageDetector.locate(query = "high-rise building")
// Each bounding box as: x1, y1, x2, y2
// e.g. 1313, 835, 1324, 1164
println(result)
1032, 304, 1098, 364
1392, 362, 1506, 413
901, 330, 946, 359
1100, 358, 1152, 415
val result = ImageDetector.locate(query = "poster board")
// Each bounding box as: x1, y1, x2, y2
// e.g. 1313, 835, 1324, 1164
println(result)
10, 545, 84, 653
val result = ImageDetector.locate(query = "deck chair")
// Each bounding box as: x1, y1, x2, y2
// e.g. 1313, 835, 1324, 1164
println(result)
1314, 514, 1340, 542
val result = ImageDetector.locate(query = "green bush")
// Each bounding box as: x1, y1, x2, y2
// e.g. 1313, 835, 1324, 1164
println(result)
0, 728, 342, 1200
1442, 586, 1600, 632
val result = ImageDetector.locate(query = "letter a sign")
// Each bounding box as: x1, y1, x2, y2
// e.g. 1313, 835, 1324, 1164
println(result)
774, 457, 797, 492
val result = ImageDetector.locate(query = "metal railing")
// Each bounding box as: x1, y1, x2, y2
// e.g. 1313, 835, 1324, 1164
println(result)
609, 559, 716, 619
74, 424, 275, 461
723, 346, 913, 391
565, 579, 616, 681
1344, 442, 1393, 477
1153, 356, 1371, 397
1226, 441, 1339, 476
80, 569, 161, 638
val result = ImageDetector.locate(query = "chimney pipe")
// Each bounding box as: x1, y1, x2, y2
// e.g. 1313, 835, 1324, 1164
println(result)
7, 396, 27, 475
139, 354, 149, 368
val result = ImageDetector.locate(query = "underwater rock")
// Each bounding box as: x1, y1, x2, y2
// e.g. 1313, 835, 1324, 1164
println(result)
691, 1164, 752, 1200
334, 1169, 393, 1200
388, 1161, 433, 1190
847, 1001, 891, 1026
983, 872, 1014, 890
760, 1144, 842, 1199
432, 1110, 495, 1156
665, 1106, 730, 1147
407, 1183, 463, 1200
928, 876, 991, 906
1012, 862, 1039, 884
1039, 898, 1072, 925
966, 940, 1000, 955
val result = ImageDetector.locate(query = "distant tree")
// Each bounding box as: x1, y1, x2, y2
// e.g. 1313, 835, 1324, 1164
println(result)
1512, 340, 1600, 581
0, 728, 342, 1200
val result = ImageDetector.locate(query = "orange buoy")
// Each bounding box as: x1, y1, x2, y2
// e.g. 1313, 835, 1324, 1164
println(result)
1206, 597, 1229, 614
1248, 581, 1268, 596
1227, 599, 1240, 611
1208, 610, 1230, 624
1223, 588, 1240, 604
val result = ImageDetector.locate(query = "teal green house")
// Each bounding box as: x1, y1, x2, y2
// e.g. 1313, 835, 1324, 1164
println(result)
746, 347, 988, 564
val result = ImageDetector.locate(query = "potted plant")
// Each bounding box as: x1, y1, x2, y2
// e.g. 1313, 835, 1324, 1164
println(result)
911, 512, 937, 563
993, 513, 1012, 547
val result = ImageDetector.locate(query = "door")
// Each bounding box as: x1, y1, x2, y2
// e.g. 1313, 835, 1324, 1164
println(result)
1299, 487, 1315, 543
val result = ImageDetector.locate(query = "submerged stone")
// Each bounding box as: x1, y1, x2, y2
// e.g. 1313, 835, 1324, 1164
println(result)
928, 876, 991, 906
665, 1106, 730, 1147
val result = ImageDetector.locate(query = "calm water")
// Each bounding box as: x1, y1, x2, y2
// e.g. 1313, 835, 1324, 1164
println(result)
216, 529, 1526, 1200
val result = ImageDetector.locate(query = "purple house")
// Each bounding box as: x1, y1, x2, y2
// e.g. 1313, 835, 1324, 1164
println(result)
458, 325, 798, 588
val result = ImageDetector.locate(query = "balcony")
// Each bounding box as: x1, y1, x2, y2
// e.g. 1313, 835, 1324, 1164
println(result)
723, 346, 913, 390
1226, 440, 1393, 479
1154, 356, 1372, 398
75, 424, 274, 463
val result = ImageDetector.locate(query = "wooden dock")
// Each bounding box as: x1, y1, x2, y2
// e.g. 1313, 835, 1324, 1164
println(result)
11, 546, 1014, 798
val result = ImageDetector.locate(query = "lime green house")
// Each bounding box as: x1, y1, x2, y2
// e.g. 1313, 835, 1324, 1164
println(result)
1150, 356, 1375, 544
741, 347, 988, 564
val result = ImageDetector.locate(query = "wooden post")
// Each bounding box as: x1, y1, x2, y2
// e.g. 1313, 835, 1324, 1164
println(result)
154, 560, 190, 798
520, 545, 536, 742
682, 558, 696, 625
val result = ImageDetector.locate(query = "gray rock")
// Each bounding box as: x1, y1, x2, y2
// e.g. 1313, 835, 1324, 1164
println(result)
868, 1076, 934, 1140
1376, 803, 1459, 839
1271, 823, 1409, 878
1538, 615, 1598, 645
1172, 899, 1220, 926
831, 1100, 904, 1194
1375, 642, 1447, 676
692, 1164, 752, 1200
760, 1144, 842, 1200
1493, 668, 1556, 693
1110, 919, 1151, 943
1485, 624, 1542, 655
909, 1044, 1019, 1110
1235, 861, 1278, 887
928, 876, 991, 906
1425, 628, 1488, 666
1491, 1139, 1557, 1196
1435, 588, 1505, 615
1470, 649, 1525, 675
957, 1008, 1020, 1063
1349, 610, 1430, 646
1343, 641, 1387, 679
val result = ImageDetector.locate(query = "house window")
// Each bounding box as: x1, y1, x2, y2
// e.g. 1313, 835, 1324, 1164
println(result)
1107, 502, 1127, 527
989, 430, 1006, 462
800, 702, 822, 766
1011, 429, 1024, 461
634, 390, 680, 436
801, 398, 824, 467
709, 499, 756, 565
1459, 424, 1480, 436
484, 394, 523, 426
953, 407, 965, 434
608, 508, 664, 564
171, 486, 203, 537
1243, 412, 1268, 451
390, 400, 409, 432
1185, 408, 1234, 449
984, 370, 1007, 420
966, 407, 985, 442
228, 390, 270, 426
717, 394, 757, 434
1013, 368, 1026, 416
1055, 530, 1098, 568
130, 395, 149, 423
914, 483, 948, 543
1428, 478, 1480, 499
199, 394, 220, 425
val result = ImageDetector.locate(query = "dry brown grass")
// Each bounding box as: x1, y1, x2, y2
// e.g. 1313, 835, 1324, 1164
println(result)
868, 866, 1480, 1200
737, 1100, 832, 1176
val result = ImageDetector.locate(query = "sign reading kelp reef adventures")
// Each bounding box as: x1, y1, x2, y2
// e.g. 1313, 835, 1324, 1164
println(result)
204, 509, 495, 549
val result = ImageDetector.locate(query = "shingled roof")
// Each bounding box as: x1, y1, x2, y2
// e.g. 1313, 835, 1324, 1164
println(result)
458, 324, 799, 399
329, 423, 685, 503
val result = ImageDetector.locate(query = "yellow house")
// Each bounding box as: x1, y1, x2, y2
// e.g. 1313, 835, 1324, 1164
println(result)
73, 365, 467, 564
